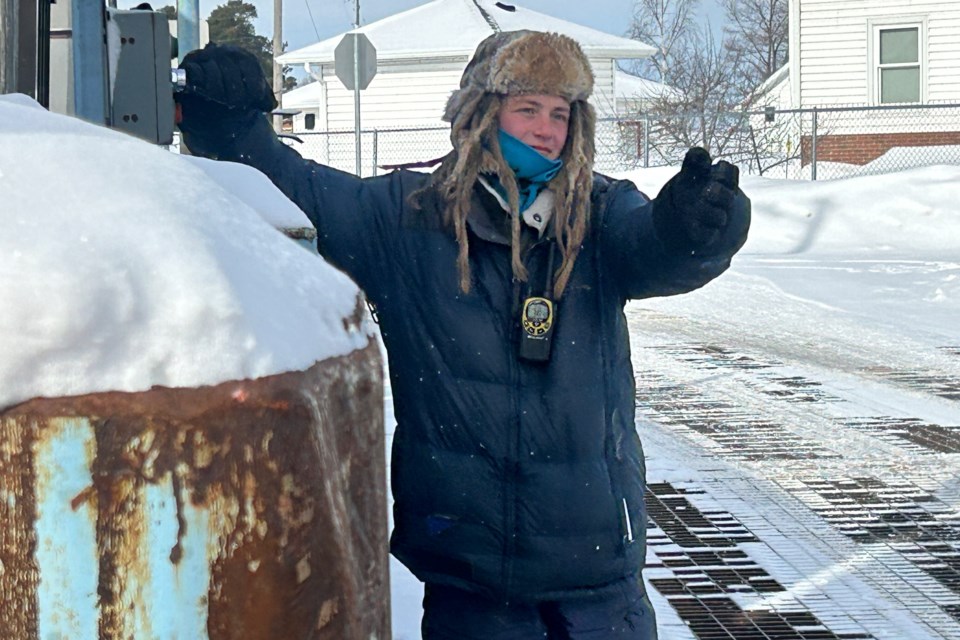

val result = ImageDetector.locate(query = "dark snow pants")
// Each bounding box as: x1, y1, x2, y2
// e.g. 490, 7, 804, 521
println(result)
420, 575, 658, 640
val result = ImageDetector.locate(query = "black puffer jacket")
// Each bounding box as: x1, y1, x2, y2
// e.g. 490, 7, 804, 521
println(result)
214, 118, 750, 603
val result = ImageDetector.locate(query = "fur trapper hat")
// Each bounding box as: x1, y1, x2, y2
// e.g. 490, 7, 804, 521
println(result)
444, 30, 594, 123
414, 30, 597, 298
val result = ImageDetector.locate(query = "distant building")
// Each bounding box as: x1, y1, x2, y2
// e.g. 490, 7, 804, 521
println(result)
277, 0, 655, 174
755, 0, 960, 168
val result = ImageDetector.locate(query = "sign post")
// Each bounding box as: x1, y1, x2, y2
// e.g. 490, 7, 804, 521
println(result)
334, 32, 376, 175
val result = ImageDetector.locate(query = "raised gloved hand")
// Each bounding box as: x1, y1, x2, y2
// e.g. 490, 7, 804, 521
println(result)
652, 147, 742, 252
175, 43, 277, 157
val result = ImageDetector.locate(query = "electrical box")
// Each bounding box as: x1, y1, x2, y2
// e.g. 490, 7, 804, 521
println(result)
42, 1, 176, 145
107, 10, 175, 145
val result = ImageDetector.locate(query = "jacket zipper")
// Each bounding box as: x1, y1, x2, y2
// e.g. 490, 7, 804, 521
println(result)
502, 239, 548, 600
501, 265, 525, 600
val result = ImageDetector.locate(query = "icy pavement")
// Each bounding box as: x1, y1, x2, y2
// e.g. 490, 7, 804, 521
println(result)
630, 252, 960, 640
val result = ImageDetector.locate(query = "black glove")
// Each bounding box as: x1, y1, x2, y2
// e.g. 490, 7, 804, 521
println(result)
176, 43, 278, 157
652, 147, 740, 251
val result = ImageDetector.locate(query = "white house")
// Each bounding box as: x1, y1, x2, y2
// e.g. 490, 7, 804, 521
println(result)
757, 0, 960, 168
276, 0, 654, 174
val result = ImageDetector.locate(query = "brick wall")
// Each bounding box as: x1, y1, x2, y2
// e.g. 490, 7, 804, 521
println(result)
800, 131, 960, 166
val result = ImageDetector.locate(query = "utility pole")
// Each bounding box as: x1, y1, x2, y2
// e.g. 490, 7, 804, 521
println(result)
352, 0, 360, 175
0, 0, 18, 93
272, 0, 282, 131
177, 0, 200, 62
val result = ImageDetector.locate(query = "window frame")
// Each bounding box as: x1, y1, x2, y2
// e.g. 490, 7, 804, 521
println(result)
868, 20, 926, 105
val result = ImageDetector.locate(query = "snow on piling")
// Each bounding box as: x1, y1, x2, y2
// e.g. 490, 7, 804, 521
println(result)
0, 94, 388, 639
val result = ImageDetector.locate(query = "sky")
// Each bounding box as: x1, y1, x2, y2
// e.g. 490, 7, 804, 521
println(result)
5, 82, 960, 639
164, 0, 727, 55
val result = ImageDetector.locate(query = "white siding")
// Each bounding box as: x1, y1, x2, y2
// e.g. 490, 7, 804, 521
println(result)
288, 54, 639, 175
589, 57, 618, 118
798, 0, 960, 106
321, 61, 465, 131
928, 13, 960, 100
303, 56, 624, 131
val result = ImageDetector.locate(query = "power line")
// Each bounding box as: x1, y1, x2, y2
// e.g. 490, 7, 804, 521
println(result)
302, 0, 321, 41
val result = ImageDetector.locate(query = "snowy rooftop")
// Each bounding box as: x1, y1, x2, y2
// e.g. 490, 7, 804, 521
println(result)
281, 80, 324, 110
278, 0, 655, 65
615, 69, 682, 103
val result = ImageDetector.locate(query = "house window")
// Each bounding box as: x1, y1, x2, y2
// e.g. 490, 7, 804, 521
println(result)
877, 26, 920, 104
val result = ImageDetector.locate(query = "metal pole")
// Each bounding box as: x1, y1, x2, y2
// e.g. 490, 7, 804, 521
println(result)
177, 0, 199, 62
71, 0, 108, 125
372, 128, 378, 176
353, 0, 361, 176
811, 107, 818, 181
0, 0, 19, 93
642, 114, 649, 168
35, 0, 52, 106
272, 0, 282, 132
748, 125, 762, 176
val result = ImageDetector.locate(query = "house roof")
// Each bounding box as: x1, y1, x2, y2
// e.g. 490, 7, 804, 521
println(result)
278, 0, 655, 65
615, 70, 680, 102
755, 63, 789, 98
282, 81, 323, 109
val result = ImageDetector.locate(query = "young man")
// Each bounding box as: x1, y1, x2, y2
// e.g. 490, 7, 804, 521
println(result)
176, 30, 750, 639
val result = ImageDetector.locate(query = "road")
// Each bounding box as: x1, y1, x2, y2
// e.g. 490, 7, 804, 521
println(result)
387, 253, 960, 639
631, 254, 960, 640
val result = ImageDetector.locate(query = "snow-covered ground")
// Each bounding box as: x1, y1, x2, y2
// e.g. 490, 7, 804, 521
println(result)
5, 93, 959, 639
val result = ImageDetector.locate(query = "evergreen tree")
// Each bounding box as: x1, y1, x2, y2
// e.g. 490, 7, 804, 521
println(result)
207, 0, 273, 80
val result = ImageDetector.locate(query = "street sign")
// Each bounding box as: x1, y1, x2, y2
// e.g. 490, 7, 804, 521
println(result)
334, 33, 377, 91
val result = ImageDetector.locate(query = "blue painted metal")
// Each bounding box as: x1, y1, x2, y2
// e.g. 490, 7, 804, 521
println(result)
70, 0, 108, 124
177, 0, 200, 62
35, 418, 98, 639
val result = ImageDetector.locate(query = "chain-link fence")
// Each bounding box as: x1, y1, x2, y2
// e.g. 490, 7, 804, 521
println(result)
657, 101, 960, 181
284, 119, 662, 177
285, 102, 960, 181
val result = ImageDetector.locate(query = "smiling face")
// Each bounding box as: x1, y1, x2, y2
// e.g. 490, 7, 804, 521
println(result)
497, 94, 571, 160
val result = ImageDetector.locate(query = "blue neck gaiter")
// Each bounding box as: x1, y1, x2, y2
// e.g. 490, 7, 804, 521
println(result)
493, 129, 563, 212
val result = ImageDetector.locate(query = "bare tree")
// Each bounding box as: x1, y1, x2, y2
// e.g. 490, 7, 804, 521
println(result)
721, 0, 788, 86
622, 0, 795, 173
627, 0, 701, 83
642, 26, 751, 160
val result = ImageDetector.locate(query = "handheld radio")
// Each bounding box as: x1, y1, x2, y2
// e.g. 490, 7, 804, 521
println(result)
519, 245, 558, 363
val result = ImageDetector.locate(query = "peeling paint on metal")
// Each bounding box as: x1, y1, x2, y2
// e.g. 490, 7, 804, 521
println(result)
1, 343, 389, 639
35, 417, 98, 640
136, 474, 211, 639
1, 417, 39, 637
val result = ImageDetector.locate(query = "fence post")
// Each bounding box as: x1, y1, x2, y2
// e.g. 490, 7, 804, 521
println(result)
811, 107, 818, 181
748, 125, 763, 176
642, 114, 650, 168
372, 129, 378, 177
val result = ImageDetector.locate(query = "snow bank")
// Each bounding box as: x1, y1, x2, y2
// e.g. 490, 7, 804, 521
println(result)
617, 164, 960, 257
0, 94, 370, 411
